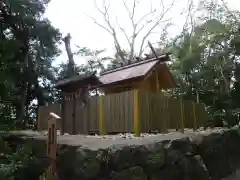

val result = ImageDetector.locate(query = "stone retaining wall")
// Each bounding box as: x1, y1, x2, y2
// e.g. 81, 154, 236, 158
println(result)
3, 128, 240, 180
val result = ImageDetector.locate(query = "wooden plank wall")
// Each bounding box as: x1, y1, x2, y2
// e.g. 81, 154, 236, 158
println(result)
86, 96, 99, 133
138, 91, 208, 133
103, 91, 134, 133
38, 91, 208, 134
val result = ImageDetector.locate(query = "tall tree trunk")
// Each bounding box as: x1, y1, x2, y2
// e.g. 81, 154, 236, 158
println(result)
63, 33, 75, 78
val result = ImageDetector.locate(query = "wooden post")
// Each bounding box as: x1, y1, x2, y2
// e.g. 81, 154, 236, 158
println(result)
133, 90, 140, 137
155, 70, 160, 92
46, 112, 60, 180
37, 107, 41, 130
180, 99, 185, 133
72, 93, 76, 134
192, 102, 197, 131
99, 95, 105, 135
162, 98, 168, 133
60, 93, 65, 135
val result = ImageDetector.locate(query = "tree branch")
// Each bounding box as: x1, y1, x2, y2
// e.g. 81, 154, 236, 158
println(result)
90, 0, 125, 62
118, 23, 131, 48
138, 0, 176, 57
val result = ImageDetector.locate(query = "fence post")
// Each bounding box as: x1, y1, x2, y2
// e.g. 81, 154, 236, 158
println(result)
45, 112, 60, 180
133, 90, 140, 137
162, 98, 168, 133
37, 107, 41, 130
155, 70, 160, 92
192, 102, 197, 131
180, 99, 185, 133
60, 93, 65, 135
99, 95, 105, 135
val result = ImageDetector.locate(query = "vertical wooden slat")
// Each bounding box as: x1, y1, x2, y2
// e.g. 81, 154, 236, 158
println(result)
180, 99, 185, 133
37, 107, 41, 130
61, 93, 65, 135
46, 113, 58, 180
72, 94, 76, 134
192, 102, 197, 131
155, 71, 160, 92
99, 95, 105, 135
133, 90, 140, 136
162, 98, 168, 133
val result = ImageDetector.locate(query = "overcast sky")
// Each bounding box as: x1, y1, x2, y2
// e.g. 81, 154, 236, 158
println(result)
44, 0, 239, 66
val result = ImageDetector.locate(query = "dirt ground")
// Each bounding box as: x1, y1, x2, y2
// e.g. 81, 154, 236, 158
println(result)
10, 127, 228, 150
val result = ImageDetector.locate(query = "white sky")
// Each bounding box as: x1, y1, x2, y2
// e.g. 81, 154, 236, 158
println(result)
44, 0, 239, 66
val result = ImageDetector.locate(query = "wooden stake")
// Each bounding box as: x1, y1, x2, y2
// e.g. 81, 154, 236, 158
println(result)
162, 98, 168, 133
72, 93, 76, 134
99, 95, 105, 135
192, 102, 197, 131
45, 112, 59, 180
37, 107, 41, 130
180, 99, 184, 133
133, 90, 140, 137
155, 70, 160, 92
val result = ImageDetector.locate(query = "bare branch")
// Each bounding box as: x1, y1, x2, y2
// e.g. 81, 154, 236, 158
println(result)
85, 14, 112, 35
121, 0, 140, 61
160, 0, 165, 14
135, 24, 144, 36
90, 0, 125, 62
118, 23, 131, 48
136, 8, 156, 25
122, 0, 139, 26
138, 0, 176, 57
91, 0, 176, 62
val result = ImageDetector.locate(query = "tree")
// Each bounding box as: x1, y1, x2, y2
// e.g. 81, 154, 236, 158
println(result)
0, 0, 61, 128
168, 0, 240, 126
89, 0, 175, 62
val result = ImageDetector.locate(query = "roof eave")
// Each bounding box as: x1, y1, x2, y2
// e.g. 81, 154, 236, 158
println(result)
54, 72, 99, 90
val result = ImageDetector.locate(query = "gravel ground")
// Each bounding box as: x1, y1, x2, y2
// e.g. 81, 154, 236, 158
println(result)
223, 169, 240, 180
9, 127, 230, 150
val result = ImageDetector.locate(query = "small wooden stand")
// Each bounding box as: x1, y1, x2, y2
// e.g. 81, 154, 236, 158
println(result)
45, 112, 60, 180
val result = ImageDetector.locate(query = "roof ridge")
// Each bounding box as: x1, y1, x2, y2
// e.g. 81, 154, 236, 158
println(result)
100, 55, 167, 76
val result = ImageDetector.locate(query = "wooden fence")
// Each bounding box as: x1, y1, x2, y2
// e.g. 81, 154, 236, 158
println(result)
38, 90, 208, 136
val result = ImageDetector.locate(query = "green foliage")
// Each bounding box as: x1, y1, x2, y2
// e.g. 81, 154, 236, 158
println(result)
0, 134, 35, 180
169, 1, 240, 127
0, 0, 61, 128
1, 0, 240, 178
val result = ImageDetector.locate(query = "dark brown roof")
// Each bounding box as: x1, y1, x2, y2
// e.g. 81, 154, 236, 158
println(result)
55, 72, 99, 91
98, 54, 170, 86
54, 53, 175, 92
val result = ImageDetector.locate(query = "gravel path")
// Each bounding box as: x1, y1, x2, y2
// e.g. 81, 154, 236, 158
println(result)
10, 127, 228, 150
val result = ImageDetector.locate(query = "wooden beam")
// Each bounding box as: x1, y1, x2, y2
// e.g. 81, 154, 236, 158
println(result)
192, 102, 197, 131
133, 90, 140, 137
72, 93, 76, 134
60, 93, 65, 135
99, 95, 105, 135
155, 70, 160, 92
37, 107, 41, 130
45, 112, 59, 180
180, 99, 185, 133
162, 98, 168, 133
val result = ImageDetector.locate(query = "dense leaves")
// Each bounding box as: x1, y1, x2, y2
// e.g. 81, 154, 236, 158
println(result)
0, 0, 61, 129
1, 0, 240, 178
168, 1, 240, 126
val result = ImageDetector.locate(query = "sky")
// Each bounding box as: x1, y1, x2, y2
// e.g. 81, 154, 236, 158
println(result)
44, 0, 239, 66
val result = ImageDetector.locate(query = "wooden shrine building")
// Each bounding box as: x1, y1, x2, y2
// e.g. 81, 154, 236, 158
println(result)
97, 53, 176, 94
54, 53, 176, 134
